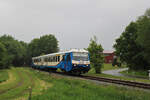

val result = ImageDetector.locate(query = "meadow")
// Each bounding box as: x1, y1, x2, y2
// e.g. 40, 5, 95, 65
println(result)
0, 70, 8, 83
86, 64, 150, 84
0, 67, 150, 100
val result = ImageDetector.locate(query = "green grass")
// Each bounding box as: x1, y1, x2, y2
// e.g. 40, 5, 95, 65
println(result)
31, 69, 150, 100
102, 64, 126, 71
86, 63, 126, 75
0, 67, 150, 100
0, 68, 21, 93
121, 70, 148, 78
0, 67, 51, 100
0, 68, 31, 100
86, 64, 150, 84
87, 70, 150, 84
0, 69, 9, 83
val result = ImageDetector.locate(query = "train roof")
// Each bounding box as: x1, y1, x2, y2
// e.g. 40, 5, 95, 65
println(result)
32, 49, 88, 59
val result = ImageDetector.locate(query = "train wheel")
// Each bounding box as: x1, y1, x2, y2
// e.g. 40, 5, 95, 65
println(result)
75, 71, 81, 76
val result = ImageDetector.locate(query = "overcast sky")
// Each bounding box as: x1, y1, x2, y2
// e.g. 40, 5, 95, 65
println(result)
0, 0, 149, 50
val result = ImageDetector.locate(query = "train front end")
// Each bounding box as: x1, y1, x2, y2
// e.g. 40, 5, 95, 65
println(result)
71, 50, 90, 75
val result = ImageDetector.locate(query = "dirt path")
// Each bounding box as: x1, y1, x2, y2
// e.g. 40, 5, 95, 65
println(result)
102, 68, 128, 76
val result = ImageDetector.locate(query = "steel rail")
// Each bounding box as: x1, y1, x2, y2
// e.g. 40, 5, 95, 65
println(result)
81, 75, 150, 89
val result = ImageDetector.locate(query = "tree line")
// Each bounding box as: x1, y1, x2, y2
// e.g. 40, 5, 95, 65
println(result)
114, 8, 150, 70
0, 33, 104, 74
0, 34, 59, 69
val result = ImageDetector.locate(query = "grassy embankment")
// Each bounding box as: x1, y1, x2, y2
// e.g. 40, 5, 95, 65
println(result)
0, 68, 150, 100
86, 64, 150, 84
0, 67, 51, 100
0, 67, 150, 100
88, 63, 126, 73
32, 68, 150, 100
121, 70, 148, 78
0, 69, 9, 83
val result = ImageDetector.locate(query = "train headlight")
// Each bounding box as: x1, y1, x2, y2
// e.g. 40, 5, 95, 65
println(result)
74, 64, 77, 66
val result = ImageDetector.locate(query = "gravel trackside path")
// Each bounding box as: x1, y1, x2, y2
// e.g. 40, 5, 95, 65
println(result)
102, 68, 128, 76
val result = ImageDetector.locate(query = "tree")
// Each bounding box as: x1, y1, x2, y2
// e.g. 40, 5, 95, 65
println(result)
28, 34, 59, 62
0, 35, 26, 66
39, 35, 59, 54
28, 38, 41, 57
136, 9, 150, 66
87, 36, 104, 73
114, 22, 149, 70
19, 41, 29, 66
0, 42, 11, 69
0, 34, 59, 68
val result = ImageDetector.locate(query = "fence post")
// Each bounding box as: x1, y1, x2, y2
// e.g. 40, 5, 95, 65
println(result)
28, 86, 32, 100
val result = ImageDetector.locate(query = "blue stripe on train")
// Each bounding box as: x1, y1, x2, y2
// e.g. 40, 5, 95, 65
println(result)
32, 61, 73, 72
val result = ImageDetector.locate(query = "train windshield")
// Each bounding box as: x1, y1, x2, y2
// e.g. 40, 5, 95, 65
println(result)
73, 52, 89, 61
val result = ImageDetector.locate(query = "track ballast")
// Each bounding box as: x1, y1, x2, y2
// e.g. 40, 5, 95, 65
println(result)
80, 75, 150, 89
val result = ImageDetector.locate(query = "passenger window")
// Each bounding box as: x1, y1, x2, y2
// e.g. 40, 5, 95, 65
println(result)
56, 56, 57, 62
53, 57, 55, 62
49, 57, 51, 62
58, 56, 60, 62
62, 55, 65, 61
50, 57, 52, 62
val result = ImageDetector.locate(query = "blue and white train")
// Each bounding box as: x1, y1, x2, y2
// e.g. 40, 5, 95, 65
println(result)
32, 49, 90, 75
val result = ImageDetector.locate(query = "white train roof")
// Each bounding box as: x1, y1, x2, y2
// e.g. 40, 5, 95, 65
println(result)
32, 49, 88, 59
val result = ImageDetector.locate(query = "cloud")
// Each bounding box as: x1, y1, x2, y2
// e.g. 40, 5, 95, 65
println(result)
0, 0, 149, 50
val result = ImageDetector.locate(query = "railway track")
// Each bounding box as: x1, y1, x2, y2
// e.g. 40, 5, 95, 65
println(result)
33, 68, 150, 90
53, 72, 150, 89
80, 75, 150, 89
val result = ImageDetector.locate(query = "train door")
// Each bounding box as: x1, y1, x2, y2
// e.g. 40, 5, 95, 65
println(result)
66, 54, 72, 70
62, 53, 72, 72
